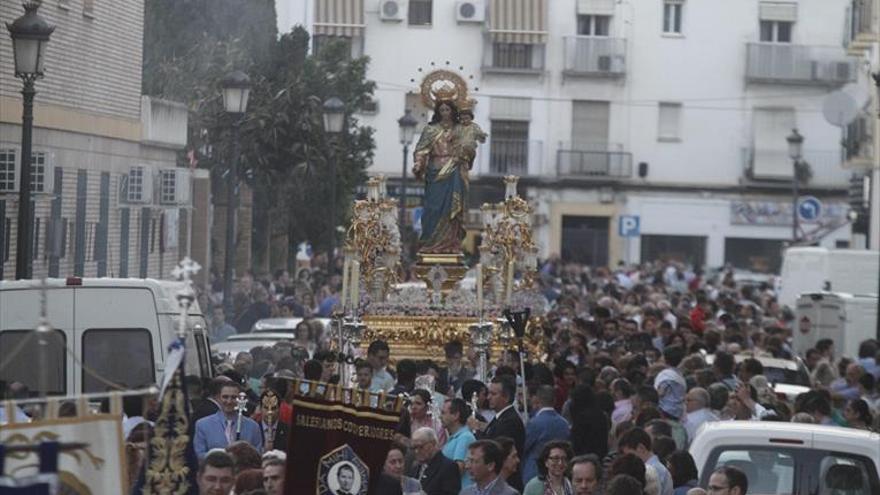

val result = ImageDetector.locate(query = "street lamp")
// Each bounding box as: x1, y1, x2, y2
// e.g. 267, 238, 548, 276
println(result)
786, 128, 804, 243
322, 96, 345, 256
397, 109, 419, 234
221, 70, 251, 316
7, 1, 54, 280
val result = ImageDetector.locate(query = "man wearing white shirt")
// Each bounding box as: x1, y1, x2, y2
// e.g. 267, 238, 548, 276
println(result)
610, 378, 634, 427
682, 387, 718, 444
367, 340, 395, 392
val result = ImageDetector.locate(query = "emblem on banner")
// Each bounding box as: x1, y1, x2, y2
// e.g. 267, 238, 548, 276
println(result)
316, 444, 369, 495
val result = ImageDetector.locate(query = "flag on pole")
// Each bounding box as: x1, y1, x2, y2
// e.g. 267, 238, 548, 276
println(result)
131, 338, 199, 495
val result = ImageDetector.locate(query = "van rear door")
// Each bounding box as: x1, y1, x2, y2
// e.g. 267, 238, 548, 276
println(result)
74, 287, 163, 393
0, 287, 73, 396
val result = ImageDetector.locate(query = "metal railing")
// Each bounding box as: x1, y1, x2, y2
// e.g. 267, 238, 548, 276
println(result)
745, 42, 856, 85
563, 36, 626, 77
741, 146, 848, 185
483, 42, 545, 73
849, 0, 874, 42
488, 139, 541, 176
556, 148, 632, 178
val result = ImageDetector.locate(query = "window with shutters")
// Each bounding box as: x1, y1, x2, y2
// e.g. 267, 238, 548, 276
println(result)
658, 103, 682, 141
312, 34, 353, 59
752, 108, 796, 179
489, 120, 530, 175
408, 0, 433, 26
572, 101, 610, 151
577, 15, 610, 36
31, 151, 47, 193
760, 20, 792, 42
160, 169, 177, 204
663, 0, 683, 34
492, 43, 534, 69
0, 149, 15, 192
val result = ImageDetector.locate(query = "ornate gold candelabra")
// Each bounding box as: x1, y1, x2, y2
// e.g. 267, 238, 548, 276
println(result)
480, 176, 538, 306
344, 176, 401, 304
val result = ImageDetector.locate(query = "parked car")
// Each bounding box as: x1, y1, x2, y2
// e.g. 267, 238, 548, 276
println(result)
690, 421, 880, 495
704, 352, 811, 403
211, 332, 298, 360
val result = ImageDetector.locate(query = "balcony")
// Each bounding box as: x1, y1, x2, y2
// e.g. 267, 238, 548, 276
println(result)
483, 42, 545, 75
487, 139, 542, 176
844, 116, 874, 167
556, 145, 632, 179
741, 147, 846, 186
847, 0, 875, 50
563, 36, 626, 78
745, 42, 857, 86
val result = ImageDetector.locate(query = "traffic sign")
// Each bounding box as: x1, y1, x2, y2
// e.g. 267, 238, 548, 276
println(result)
618, 215, 640, 237
797, 196, 822, 222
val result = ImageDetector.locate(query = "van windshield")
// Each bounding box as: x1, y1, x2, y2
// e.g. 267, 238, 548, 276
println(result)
0, 329, 66, 396
82, 328, 154, 393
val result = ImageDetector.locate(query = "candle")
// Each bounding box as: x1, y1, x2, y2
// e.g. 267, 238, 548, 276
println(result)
340, 256, 350, 313
476, 263, 483, 316
505, 260, 514, 305
350, 261, 361, 311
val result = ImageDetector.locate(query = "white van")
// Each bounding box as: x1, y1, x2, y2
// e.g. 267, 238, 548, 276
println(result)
690, 421, 880, 495
793, 292, 878, 360
0, 277, 213, 397
778, 247, 878, 308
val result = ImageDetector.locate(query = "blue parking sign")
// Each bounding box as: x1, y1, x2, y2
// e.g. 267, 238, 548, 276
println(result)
619, 215, 640, 237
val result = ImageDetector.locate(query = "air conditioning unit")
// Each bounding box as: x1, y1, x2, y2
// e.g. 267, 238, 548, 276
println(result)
456, 0, 485, 23
120, 165, 154, 204
379, 0, 406, 22
830, 61, 852, 82
158, 168, 192, 206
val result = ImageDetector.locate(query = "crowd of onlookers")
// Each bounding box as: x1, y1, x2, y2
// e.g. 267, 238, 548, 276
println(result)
5, 253, 878, 495
175, 256, 880, 494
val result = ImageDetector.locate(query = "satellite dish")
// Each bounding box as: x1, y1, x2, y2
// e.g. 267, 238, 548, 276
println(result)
822, 90, 859, 127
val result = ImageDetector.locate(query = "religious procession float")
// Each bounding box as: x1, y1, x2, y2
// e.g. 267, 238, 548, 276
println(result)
0, 67, 549, 495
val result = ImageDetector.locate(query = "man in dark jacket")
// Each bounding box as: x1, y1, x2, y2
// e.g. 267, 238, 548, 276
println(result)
407, 427, 461, 495
477, 375, 525, 492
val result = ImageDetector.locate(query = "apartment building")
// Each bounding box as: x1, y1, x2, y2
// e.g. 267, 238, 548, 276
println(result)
0, 0, 208, 282
843, 0, 880, 250
283, 0, 858, 272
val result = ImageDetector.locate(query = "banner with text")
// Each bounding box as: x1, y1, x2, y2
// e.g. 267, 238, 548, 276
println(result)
285, 395, 401, 495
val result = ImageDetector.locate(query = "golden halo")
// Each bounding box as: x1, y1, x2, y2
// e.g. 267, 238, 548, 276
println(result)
420, 69, 470, 109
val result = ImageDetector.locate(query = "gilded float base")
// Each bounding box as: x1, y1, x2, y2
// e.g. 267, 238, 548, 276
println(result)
360, 315, 507, 361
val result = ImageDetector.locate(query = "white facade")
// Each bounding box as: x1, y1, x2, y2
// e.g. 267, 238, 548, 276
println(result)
280, 0, 858, 271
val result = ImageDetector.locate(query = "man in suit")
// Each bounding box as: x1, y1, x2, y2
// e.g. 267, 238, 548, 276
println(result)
191, 376, 235, 423
407, 427, 460, 495
460, 440, 519, 495
522, 385, 571, 484
194, 381, 263, 458
478, 375, 525, 492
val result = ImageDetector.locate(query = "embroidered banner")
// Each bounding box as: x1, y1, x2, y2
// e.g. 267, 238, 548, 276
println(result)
284, 393, 401, 495
0, 415, 126, 494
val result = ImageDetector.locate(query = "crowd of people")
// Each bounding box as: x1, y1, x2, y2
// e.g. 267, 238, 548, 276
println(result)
5, 252, 878, 495
173, 255, 880, 495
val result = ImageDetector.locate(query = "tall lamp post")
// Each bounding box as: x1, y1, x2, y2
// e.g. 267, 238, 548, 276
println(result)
7, 2, 54, 280
221, 70, 251, 317
786, 128, 804, 244
397, 109, 418, 240
322, 97, 345, 257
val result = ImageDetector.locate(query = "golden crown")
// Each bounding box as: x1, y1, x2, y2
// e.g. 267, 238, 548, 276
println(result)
431, 82, 459, 103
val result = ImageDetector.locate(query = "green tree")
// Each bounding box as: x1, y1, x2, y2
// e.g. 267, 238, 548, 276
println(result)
143, 0, 375, 268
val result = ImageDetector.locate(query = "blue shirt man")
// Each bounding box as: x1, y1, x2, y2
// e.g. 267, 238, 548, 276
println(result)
441, 398, 477, 488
